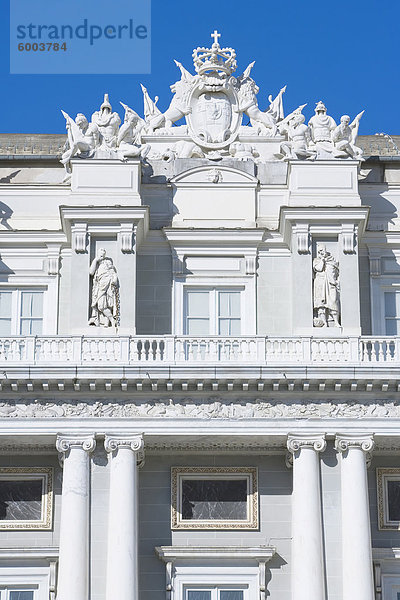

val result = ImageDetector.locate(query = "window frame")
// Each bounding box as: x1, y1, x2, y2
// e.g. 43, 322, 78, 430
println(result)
183, 287, 244, 336
376, 467, 400, 530
174, 568, 258, 600
171, 467, 258, 530
0, 569, 50, 600
382, 288, 400, 335
184, 584, 247, 600
0, 289, 45, 336
0, 468, 53, 530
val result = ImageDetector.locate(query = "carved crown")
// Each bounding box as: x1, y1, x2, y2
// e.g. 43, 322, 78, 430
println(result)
192, 30, 237, 76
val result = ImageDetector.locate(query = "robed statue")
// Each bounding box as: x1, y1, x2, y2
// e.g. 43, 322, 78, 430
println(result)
313, 245, 340, 327
89, 249, 119, 327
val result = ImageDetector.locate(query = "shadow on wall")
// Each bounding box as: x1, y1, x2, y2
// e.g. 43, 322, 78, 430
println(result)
0, 170, 21, 185
136, 253, 173, 335
0, 201, 14, 230
265, 553, 288, 598
0, 258, 15, 282
363, 183, 397, 231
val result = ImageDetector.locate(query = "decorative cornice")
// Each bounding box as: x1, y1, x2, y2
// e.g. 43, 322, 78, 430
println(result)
104, 434, 144, 454
287, 434, 327, 454
55, 434, 96, 454
155, 545, 275, 562
334, 434, 375, 454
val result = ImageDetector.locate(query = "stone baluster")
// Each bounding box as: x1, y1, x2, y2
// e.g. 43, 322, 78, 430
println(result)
287, 433, 327, 600
104, 434, 144, 600
335, 434, 375, 600
56, 435, 96, 600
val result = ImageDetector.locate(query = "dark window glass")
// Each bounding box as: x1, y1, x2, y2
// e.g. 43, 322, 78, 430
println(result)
182, 479, 247, 520
187, 591, 211, 600
0, 480, 42, 520
220, 592, 243, 600
388, 480, 400, 521
9, 592, 35, 600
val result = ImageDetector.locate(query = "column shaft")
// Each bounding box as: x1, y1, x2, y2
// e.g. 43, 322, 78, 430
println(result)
56, 435, 95, 600
336, 435, 375, 600
105, 435, 144, 600
287, 434, 326, 600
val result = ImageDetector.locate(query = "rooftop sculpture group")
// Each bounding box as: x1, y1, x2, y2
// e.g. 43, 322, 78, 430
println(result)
61, 31, 365, 177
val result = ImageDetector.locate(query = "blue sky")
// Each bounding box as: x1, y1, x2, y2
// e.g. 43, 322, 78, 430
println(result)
0, 0, 399, 135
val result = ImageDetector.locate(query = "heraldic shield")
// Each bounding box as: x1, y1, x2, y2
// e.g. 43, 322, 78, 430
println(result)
187, 83, 242, 150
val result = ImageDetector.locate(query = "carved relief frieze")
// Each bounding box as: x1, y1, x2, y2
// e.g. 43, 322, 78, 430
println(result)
1, 397, 400, 419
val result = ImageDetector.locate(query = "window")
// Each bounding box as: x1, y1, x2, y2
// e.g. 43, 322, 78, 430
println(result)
186, 587, 245, 600
381, 575, 400, 600
384, 291, 400, 335
0, 468, 53, 530
184, 289, 241, 335
0, 291, 43, 336
0, 590, 35, 600
156, 546, 272, 600
376, 468, 400, 529
171, 467, 258, 529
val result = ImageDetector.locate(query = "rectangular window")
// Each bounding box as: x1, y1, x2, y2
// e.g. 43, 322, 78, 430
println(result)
186, 589, 244, 600
218, 291, 240, 335
376, 468, 400, 529
184, 289, 242, 336
0, 292, 12, 335
0, 468, 53, 530
20, 292, 43, 335
185, 291, 210, 335
8, 592, 35, 600
0, 290, 44, 336
171, 467, 258, 530
384, 291, 400, 335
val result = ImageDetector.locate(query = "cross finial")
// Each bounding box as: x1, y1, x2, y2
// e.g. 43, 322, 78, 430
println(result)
211, 30, 221, 45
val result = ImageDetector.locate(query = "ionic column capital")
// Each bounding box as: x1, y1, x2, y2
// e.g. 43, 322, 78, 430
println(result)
335, 434, 375, 454
104, 434, 144, 455
287, 433, 327, 454
56, 434, 96, 456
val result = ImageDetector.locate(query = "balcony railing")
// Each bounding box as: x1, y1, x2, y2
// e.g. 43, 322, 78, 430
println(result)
0, 335, 398, 364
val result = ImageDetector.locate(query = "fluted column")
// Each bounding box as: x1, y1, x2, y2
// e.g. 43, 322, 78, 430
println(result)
335, 434, 375, 600
105, 434, 144, 600
287, 433, 326, 600
56, 434, 96, 600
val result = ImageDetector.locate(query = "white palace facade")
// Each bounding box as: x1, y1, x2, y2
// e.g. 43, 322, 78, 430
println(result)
0, 32, 400, 600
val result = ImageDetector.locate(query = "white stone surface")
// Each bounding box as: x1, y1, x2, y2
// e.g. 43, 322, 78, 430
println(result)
55, 435, 96, 600
335, 435, 375, 600
105, 435, 143, 600
287, 434, 326, 600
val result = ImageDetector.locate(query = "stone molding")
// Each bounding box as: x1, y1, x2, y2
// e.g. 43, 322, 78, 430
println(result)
55, 434, 96, 455
287, 434, 327, 454
334, 434, 375, 454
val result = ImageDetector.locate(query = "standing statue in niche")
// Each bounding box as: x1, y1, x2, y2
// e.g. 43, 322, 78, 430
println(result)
313, 245, 340, 327
89, 249, 119, 327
